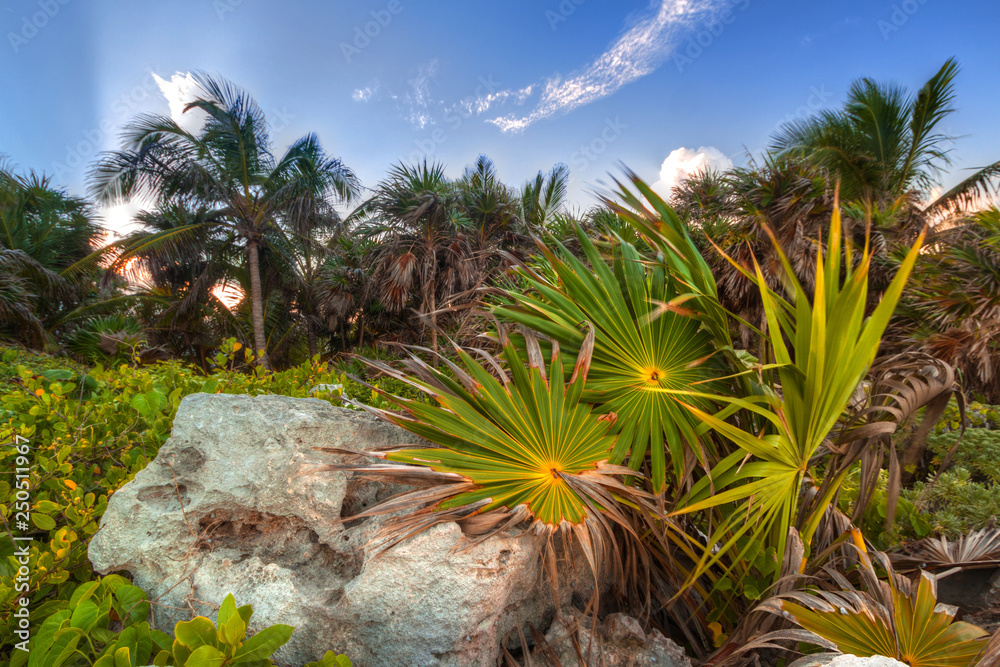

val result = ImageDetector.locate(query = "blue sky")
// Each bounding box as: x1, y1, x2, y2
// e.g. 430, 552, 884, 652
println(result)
2, 0, 999, 230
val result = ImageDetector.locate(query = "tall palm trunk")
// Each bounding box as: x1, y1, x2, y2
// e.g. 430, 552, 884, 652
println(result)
247, 239, 271, 370
306, 318, 319, 358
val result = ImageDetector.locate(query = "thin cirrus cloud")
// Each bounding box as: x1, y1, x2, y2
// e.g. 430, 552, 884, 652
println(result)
487, 0, 725, 133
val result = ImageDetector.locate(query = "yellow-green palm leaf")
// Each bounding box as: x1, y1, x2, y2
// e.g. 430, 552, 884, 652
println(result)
756, 548, 989, 667
496, 226, 722, 491
669, 207, 925, 591
331, 330, 655, 534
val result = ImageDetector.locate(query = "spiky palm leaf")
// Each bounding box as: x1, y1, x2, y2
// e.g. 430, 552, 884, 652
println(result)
496, 225, 722, 492
669, 206, 924, 589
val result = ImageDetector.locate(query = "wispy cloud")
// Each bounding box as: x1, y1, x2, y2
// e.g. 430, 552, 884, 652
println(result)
352, 81, 380, 103
461, 85, 534, 116
488, 0, 724, 133
402, 60, 440, 129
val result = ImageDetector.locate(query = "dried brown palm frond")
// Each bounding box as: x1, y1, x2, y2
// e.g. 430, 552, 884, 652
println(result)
974, 628, 1000, 667
804, 351, 963, 541
892, 528, 1000, 573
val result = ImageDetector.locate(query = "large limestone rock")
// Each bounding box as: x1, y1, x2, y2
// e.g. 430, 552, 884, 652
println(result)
89, 393, 595, 666
790, 655, 908, 667
536, 607, 691, 666
824, 657, 908, 667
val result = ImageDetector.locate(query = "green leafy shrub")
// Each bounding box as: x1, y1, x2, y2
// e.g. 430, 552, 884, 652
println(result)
838, 467, 932, 548
0, 340, 407, 661
9, 574, 161, 667
163, 593, 293, 666
903, 468, 1000, 537
9, 583, 350, 667
933, 400, 1000, 433
927, 428, 1000, 484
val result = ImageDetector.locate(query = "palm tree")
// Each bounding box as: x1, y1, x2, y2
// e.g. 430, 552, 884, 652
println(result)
116, 205, 241, 367
772, 58, 1000, 226
896, 207, 1000, 401
90, 73, 360, 369
0, 160, 104, 346
518, 163, 570, 230
316, 233, 372, 351
670, 155, 836, 346
353, 161, 473, 354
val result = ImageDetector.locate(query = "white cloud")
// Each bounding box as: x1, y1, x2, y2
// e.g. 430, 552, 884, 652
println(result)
400, 60, 440, 128
488, 0, 722, 133
352, 82, 380, 103
651, 146, 732, 199
463, 85, 535, 116
153, 72, 209, 134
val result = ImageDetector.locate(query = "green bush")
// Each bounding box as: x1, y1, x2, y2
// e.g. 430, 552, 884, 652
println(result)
932, 400, 1000, 433
903, 468, 1000, 537
0, 340, 403, 662
927, 428, 1000, 484
8, 582, 350, 666
838, 467, 932, 549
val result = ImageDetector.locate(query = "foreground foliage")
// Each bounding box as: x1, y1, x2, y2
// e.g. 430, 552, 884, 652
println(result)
9, 582, 349, 667
325, 332, 662, 586
755, 542, 989, 666
0, 342, 393, 661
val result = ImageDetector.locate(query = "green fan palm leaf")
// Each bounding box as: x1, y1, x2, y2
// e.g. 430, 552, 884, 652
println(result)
496, 225, 722, 492
754, 545, 989, 667
319, 330, 659, 563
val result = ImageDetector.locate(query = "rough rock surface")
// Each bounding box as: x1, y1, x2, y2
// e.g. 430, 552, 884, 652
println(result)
824, 656, 908, 667
789, 655, 908, 667
88, 393, 595, 666
535, 606, 691, 666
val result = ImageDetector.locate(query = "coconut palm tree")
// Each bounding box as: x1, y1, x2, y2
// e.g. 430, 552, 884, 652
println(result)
772, 58, 1000, 226
0, 161, 104, 346
89, 73, 360, 369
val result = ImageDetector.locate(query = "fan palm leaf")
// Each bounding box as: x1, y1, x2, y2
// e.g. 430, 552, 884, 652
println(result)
496, 225, 722, 492
316, 328, 660, 582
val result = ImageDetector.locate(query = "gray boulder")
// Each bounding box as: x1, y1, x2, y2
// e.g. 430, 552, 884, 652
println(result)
89, 393, 594, 666
790, 655, 908, 667
825, 656, 908, 667
535, 606, 691, 666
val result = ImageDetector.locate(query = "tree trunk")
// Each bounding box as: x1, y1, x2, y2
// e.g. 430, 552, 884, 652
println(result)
247, 239, 271, 370
429, 295, 438, 361
307, 319, 318, 359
